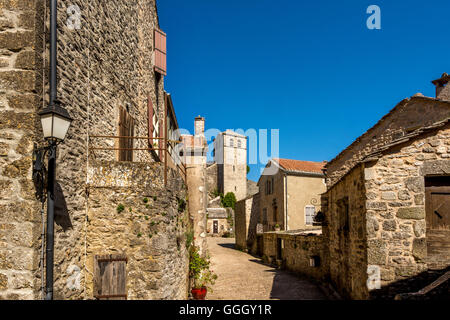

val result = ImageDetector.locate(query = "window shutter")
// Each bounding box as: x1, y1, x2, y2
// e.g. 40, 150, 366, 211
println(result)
94, 254, 127, 300
148, 96, 154, 148
159, 118, 164, 161
119, 107, 134, 162
154, 29, 167, 75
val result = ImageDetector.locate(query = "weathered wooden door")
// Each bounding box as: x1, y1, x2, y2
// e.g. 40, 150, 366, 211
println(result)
94, 254, 127, 300
425, 176, 450, 268
213, 220, 218, 234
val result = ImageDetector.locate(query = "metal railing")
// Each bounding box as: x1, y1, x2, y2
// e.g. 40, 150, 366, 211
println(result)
88, 135, 187, 186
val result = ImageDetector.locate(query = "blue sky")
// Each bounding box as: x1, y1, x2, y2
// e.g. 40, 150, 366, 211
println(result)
157, 0, 450, 182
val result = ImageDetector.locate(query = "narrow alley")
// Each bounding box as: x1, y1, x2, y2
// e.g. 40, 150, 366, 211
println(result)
206, 238, 328, 300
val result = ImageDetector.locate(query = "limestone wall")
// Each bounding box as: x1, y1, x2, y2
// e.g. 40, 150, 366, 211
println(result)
0, 0, 44, 300
86, 161, 189, 300
323, 164, 369, 299
262, 231, 327, 282
235, 193, 260, 250
1, 0, 188, 300
364, 125, 450, 298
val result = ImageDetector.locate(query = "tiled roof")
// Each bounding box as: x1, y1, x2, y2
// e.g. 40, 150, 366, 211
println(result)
273, 158, 326, 174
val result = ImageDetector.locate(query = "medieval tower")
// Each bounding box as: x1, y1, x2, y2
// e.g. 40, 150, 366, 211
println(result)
214, 130, 247, 201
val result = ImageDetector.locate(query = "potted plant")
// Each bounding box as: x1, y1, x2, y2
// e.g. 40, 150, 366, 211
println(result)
189, 246, 218, 300
274, 224, 281, 231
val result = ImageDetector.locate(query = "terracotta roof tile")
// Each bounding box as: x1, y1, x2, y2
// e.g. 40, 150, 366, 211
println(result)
274, 158, 326, 174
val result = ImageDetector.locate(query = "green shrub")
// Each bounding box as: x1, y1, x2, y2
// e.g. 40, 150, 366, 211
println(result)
221, 192, 236, 210
116, 204, 125, 214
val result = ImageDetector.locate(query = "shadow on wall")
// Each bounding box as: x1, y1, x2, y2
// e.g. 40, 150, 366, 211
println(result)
54, 181, 72, 231
370, 266, 450, 300
246, 195, 260, 250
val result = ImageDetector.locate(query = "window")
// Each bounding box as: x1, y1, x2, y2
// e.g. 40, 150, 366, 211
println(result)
305, 205, 316, 226
262, 208, 268, 224
271, 177, 274, 194
238, 140, 241, 148
229, 138, 234, 147
119, 106, 134, 162
94, 254, 127, 300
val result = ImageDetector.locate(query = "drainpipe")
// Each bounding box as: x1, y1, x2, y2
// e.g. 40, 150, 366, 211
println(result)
45, 0, 58, 300
284, 173, 288, 231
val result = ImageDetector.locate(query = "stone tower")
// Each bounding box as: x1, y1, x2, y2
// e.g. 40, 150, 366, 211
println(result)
182, 116, 208, 255
214, 130, 247, 201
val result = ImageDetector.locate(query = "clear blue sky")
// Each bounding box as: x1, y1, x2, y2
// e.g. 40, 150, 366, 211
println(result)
157, 0, 450, 182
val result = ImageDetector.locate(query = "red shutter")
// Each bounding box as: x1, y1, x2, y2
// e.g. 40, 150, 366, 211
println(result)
154, 29, 167, 75
148, 96, 154, 148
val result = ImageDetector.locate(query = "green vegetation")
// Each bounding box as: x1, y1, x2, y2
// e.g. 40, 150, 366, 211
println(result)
178, 198, 186, 213
116, 204, 125, 214
185, 229, 194, 249
189, 246, 218, 290
143, 197, 149, 204
221, 192, 237, 210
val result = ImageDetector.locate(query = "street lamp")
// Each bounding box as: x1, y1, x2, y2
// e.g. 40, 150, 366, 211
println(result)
38, 101, 72, 301
39, 101, 73, 141
38, 0, 73, 300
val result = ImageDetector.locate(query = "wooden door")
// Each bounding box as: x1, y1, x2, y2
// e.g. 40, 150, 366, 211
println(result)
213, 221, 218, 234
94, 254, 127, 300
425, 176, 450, 268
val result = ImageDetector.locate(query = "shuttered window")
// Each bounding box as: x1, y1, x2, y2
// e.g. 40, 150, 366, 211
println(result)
94, 254, 127, 300
119, 107, 134, 162
154, 29, 167, 75
148, 96, 155, 148
305, 205, 316, 226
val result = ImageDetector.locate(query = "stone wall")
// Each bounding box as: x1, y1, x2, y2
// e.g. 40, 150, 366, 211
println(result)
0, 0, 43, 300
326, 97, 450, 187
85, 161, 189, 300
206, 163, 218, 198
323, 164, 369, 299
1, 0, 188, 300
262, 230, 327, 281
363, 125, 450, 298
235, 193, 260, 251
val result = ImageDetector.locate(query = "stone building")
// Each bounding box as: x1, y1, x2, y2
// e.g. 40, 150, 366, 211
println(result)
214, 130, 247, 201
258, 158, 326, 232
234, 158, 325, 254
1, 0, 190, 300
322, 74, 450, 299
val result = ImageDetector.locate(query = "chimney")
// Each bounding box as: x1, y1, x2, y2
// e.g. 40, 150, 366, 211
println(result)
432, 73, 450, 101
194, 116, 205, 136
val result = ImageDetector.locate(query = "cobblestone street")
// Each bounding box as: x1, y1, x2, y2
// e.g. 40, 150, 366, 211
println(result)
206, 237, 328, 300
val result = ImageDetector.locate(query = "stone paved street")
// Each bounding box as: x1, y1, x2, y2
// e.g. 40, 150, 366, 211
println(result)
206, 237, 328, 300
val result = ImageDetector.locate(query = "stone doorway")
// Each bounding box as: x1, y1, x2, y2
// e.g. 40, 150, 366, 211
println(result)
213, 220, 219, 234
425, 176, 450, 269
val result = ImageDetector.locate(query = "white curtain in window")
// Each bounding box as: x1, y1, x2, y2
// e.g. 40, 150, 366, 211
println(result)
305, 206, 316, 225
